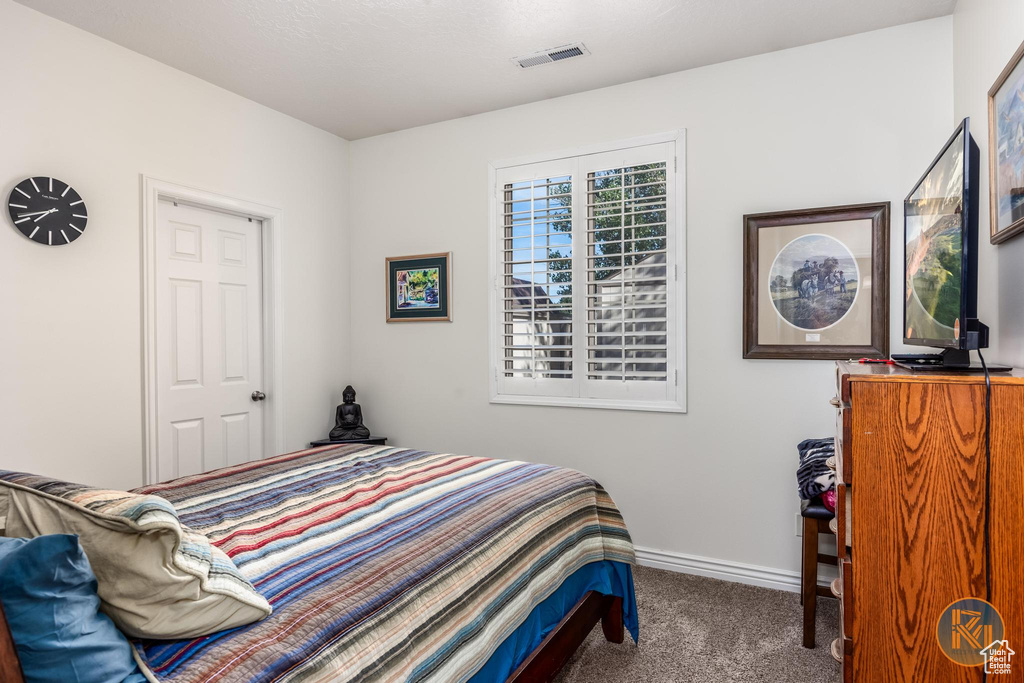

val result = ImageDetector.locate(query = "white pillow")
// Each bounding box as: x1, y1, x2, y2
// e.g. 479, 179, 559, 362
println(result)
0, 471, 271, 639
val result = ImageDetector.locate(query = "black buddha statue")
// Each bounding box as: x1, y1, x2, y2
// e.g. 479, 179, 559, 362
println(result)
329, 385, 371, 441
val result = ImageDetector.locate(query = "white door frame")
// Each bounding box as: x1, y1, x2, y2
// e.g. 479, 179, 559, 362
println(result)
141, 176, 285, 484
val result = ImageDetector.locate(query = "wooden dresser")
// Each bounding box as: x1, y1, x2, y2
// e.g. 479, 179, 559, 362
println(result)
832, 361, 1024, 682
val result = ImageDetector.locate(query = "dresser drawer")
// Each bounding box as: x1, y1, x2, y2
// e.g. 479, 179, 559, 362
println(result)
838, 603, 854, 683
834, 483, 852, 560
832, 396, 852, 485
835, 364, 851, 403
840, 558, 853, 635
838, 560, 854, 677
830, 559, 855, 635
831, 606, 853, 683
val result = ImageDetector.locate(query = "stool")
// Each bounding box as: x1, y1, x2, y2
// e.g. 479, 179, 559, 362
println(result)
801, 497, 836, 648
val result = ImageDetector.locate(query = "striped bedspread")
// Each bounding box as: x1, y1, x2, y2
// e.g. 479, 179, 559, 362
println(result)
131, 444, 635, 682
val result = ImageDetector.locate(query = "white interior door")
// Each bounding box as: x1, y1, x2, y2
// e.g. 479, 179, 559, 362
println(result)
155, 200, 264, 480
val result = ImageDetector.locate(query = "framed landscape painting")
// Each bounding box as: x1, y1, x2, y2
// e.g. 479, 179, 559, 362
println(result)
743, 203, 889, 360
988, 38, 1024, 244
386, 252, 452, 322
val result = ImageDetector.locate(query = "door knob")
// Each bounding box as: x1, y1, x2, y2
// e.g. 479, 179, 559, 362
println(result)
251, 390, 267, 402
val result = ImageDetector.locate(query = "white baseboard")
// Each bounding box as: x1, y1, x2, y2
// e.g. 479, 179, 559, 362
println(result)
634, 546, 835, 593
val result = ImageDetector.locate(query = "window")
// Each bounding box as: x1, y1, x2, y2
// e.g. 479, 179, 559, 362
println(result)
489, 133, 685, 412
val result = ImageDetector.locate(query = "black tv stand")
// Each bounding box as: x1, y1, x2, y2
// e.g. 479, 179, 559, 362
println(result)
893, 348, 1011, 373
896, 319, 1011, 372
939, 348, 973, 368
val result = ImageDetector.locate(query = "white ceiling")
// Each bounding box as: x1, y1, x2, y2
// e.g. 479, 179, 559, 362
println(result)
16, 0, 956, 140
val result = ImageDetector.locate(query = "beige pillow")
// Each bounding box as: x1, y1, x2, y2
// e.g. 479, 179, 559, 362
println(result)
0, 471, 271, 639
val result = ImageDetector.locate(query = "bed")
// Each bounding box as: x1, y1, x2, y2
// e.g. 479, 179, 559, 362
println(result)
0, 444, 638, 682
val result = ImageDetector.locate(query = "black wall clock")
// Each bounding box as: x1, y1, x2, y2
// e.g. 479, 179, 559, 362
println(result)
7, 177, 88, 246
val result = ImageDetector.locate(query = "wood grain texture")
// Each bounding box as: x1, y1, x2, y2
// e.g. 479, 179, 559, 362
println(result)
989, 385, 1024, 673
851, 380, 986, 683
839, 364, 1024, 682
836, 483, 849, 563
841, 559, 853, 636
840, 365, 853, 403
836, 400, 853, 485
837, 360, 1024, 384
0, 603, 24, 683
802, 515, 821, 648
601, 596, 624, 644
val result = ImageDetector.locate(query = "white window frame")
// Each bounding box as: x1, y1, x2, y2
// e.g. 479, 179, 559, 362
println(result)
488, 131, 686, 413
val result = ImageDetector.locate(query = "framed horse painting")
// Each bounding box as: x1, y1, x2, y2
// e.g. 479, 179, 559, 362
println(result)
743, 203, 889, 360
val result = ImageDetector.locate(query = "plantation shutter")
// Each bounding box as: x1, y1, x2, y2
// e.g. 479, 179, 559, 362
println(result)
580, 143, 675, 403
495, 159, 575, 398
492, 137, 682, 410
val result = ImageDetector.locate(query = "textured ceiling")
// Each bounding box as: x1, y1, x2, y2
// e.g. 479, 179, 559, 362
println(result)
15, 0, 956, 140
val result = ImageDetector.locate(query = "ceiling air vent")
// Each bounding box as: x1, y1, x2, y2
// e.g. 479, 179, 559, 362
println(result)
512, 43, 590, 69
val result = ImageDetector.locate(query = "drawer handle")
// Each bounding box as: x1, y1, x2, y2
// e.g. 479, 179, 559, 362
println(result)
829, 518, 838, 535
826, 455, 837, 471
830, 638, 843, 663
829, 397, 841, 408
830, 577, 842, 598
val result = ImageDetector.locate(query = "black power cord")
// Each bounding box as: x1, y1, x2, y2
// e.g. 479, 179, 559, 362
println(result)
978, 349, 992, 603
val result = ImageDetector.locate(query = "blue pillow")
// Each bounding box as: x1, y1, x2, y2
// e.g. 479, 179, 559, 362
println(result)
0, 534, 146, 683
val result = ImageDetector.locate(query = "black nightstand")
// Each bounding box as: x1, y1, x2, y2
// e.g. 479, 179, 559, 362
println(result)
310, 437, 387, 447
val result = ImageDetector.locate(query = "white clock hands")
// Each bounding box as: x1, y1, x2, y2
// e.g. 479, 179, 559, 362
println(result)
15, 208, 59, 222
13, 208, 59, 227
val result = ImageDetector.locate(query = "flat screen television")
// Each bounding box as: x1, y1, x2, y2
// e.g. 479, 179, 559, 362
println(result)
903, 117, 989, 368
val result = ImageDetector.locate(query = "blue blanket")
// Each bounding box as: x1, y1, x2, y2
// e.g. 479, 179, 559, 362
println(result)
470, 560, 638, 682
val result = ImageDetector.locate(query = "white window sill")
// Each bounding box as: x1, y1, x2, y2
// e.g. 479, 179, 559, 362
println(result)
490, 394, 686, 413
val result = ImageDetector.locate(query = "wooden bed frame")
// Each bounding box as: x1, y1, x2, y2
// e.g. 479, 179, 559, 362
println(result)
0, 591, 624, 683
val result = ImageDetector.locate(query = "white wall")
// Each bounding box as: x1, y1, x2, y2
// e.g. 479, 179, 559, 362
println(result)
0, 1, 964, 580
348, 19, 954, 576
953, 0, 1024, 367
0, 1, 350, 490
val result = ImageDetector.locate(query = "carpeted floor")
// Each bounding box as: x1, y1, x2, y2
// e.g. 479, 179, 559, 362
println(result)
554, 565, 840, 683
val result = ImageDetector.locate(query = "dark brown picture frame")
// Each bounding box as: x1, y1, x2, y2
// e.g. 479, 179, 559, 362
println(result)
743, 202, 889, 360
988, 37, 1024, 245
